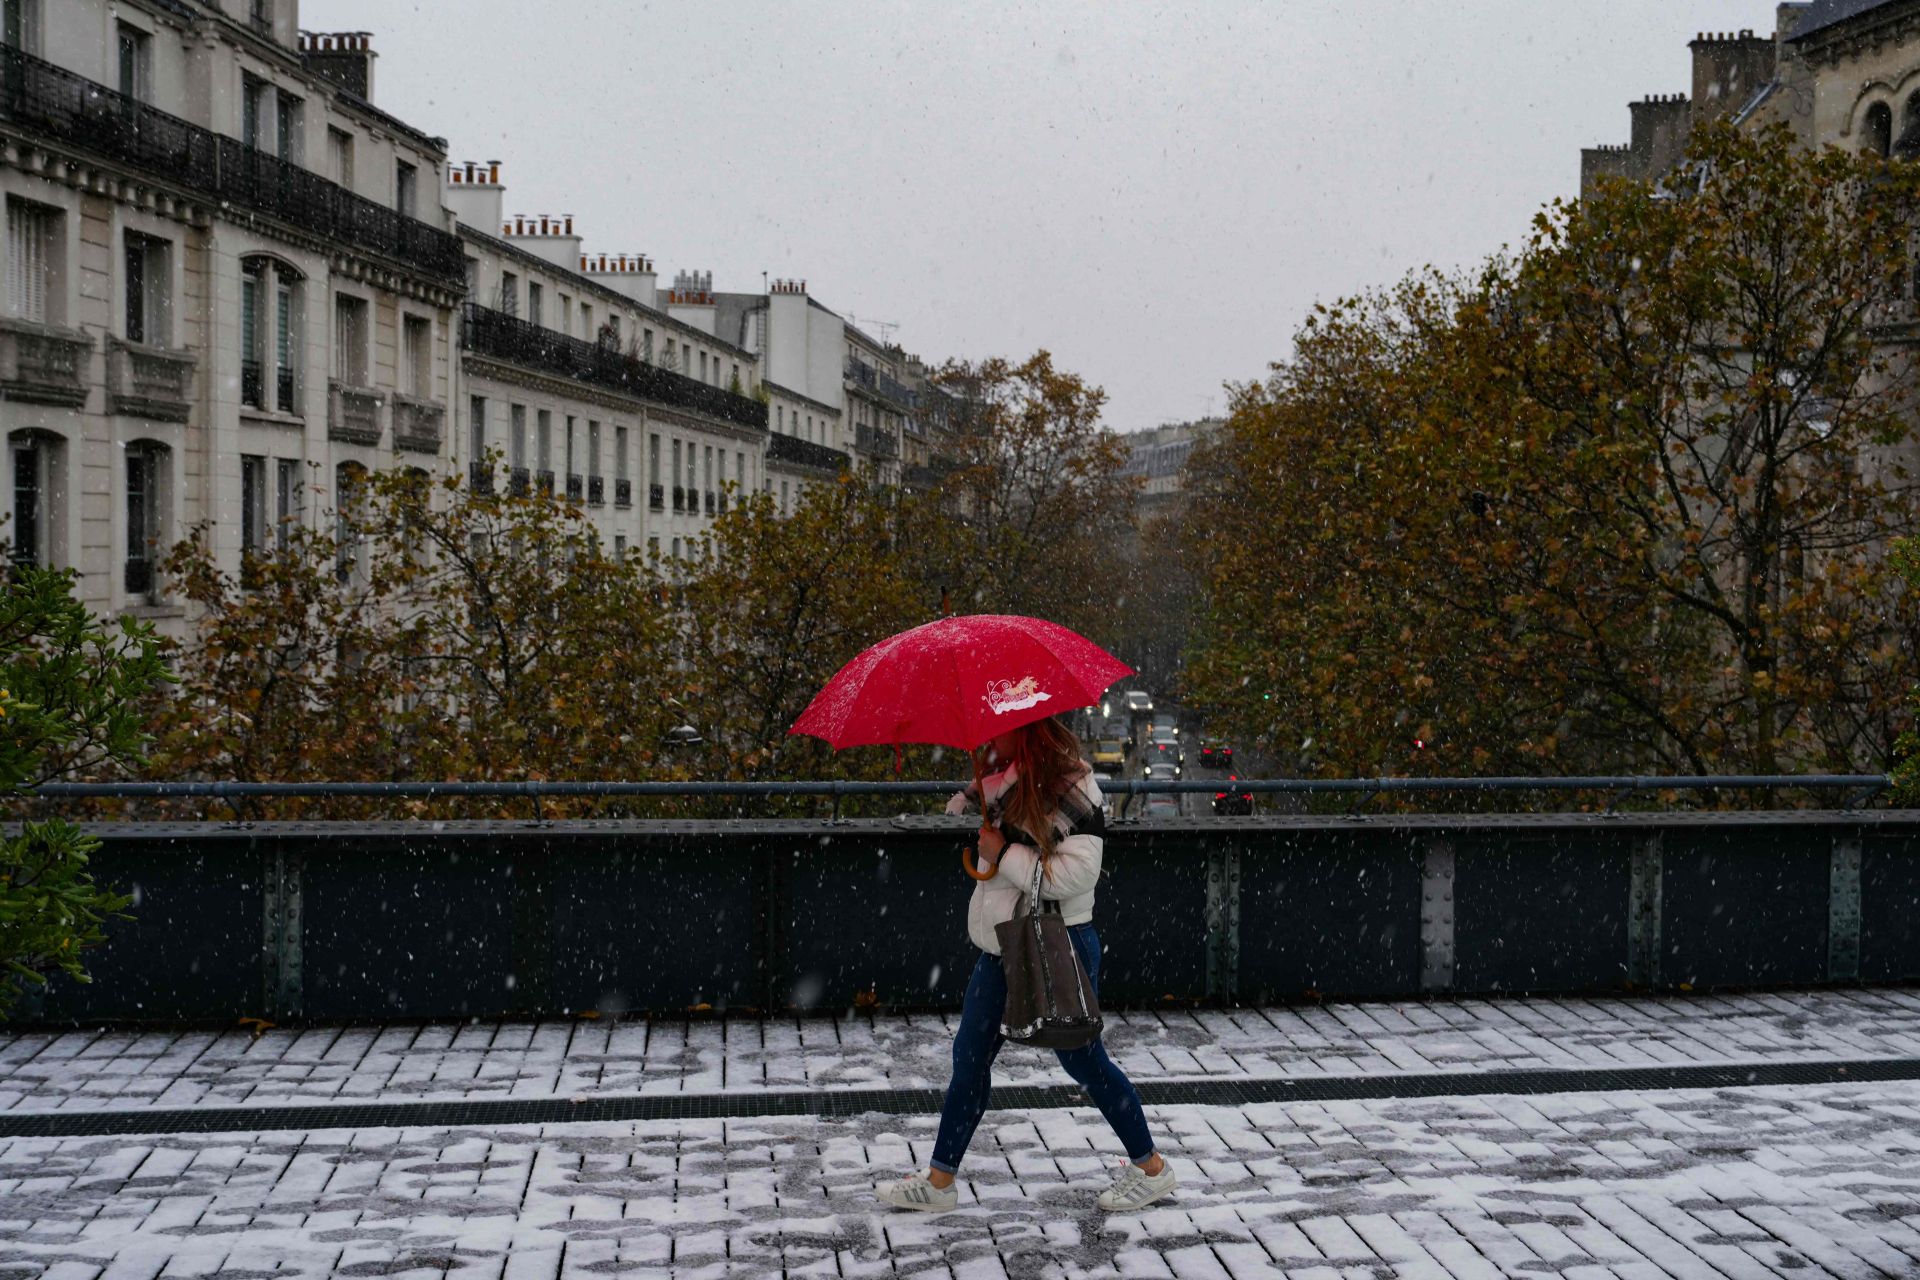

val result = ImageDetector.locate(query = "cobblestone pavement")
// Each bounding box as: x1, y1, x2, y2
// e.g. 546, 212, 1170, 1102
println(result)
7, 1077, 1920, 1278
9, 987, 1920, 1115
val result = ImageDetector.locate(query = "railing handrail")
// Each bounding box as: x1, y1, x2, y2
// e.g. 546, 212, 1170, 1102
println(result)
23, 774, 1895, 800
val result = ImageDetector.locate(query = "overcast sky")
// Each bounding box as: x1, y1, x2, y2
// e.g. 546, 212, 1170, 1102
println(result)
312, 0, 1771, 432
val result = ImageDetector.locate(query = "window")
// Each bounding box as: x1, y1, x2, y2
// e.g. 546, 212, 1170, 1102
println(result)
328, 127, 354, 186
703, 445, 713, 496
241, 454, 267, 560
780, 480, 789, 514
648, 535, 659, 560
242, 76, 268, 151
587, 420, 601, 478
643, 328, 653, 362
274, 457, 301, 551
469, 396, 486, 465
698, 350, 707, 382
580, 302, 592, 337
687, 438, 697, 491
125, 441, 166, 601
464, 257, 480, 298
241, 263, 263, 407
249, 0, 273, 34
615, 426, 629, 481
123, 232, 168, 346
671, 537, 680, 560
776, 406, 784, 431
671, 438, 681, 504
403, 315, 430, 397
649, 433, 660, 484
6, 198, 58, 324
557, 293, 572, 335
274, 273, 296, 411
395, 161, 417, 218
682, 341, 691, 370
735, 451, 744, 489
565, 416, 577, 476
536, 410, 552, 474
333, 293, 367, 383
8, 431, 53, 569
3, 0, 40, 53
116, 23, 151, 103
275, 91, 303, 163
334, 462, 366, 586
499, 271, 518, 317
510, 404, 527, 470
614, 534, 627, 560
527, 282, 543, 328
242, 256, 301, 413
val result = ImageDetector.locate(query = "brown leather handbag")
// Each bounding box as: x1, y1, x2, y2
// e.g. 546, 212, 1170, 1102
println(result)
995, 855, 1103, 1050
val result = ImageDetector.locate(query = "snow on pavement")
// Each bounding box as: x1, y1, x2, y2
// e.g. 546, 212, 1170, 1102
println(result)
8, 986, 1920, 1115
5, 1079, 1920, 1278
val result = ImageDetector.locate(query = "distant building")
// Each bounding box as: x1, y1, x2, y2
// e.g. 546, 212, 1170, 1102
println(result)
1119, 418, 1223, 522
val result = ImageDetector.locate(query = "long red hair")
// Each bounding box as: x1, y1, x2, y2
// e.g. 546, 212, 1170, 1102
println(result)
982, 716, 1088, 863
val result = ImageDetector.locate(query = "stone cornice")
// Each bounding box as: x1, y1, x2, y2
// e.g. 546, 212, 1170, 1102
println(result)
1797, 2, 1920, 69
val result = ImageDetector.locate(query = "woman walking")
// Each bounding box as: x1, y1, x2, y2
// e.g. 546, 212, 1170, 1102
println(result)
877, 715, 1177, 1214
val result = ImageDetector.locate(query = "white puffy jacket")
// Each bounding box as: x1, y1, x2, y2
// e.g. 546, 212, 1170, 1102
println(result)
946, 762, 1105, 955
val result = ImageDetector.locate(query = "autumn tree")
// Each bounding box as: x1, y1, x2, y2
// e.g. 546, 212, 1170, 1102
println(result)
918, 352, 1138, 639
1188, 122, 1920, 783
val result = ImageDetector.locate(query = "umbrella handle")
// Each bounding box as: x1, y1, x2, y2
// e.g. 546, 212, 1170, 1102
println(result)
962, 844, 998, 881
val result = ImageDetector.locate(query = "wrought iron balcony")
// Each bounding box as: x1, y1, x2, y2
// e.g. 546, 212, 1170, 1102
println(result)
276, 365, 296, 414
460, 304, 768, 431
107, 338, 194, 422
0, 48, 464, 285
468, 461, 495, 495
327, 381, 382, 445
588, 475, 605, 507
536, 469, 555, 496
0, 316, 89, 407
615, 478, 633, 508
508, 466, 531, 497
855, 423, 899, 460
391, 394, 444, 454
845, 357, 917, 408
766, 431, 850, 473
566, 473, 583, 502
649, 483, 664, 511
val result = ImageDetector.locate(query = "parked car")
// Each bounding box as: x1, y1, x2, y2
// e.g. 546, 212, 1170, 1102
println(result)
1212, 776, 1254, 816
1124, 690, 1154, 714
1199, 739, 1233, 768
1143, 793, 1181, 818
1091, 739, 1126, 770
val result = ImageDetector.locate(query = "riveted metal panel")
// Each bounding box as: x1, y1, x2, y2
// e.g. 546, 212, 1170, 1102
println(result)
1660, 826, 1828, 988
261, 845, 304, 1019
1829, 834, 1863, 983
1082, 827, 1211, 1005
38, 837, 263, 1022
1234, 828, 1424, 1001
1452, 830, 1632, 993
1627, 833, 1663, 989
1859, 831, 1920, 981
1205, 840, 1242, 1002
1420, 837, 1456, 992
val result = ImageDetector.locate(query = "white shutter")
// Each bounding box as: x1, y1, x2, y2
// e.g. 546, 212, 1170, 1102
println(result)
7, 203, 48, 323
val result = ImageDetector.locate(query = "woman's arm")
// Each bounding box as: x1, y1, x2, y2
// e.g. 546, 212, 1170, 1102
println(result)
996, 832, 1102, 901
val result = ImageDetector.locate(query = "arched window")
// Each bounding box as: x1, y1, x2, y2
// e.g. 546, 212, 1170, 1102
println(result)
240, 255, 303, 414
1895, 93, 1920, 160
1865, 101, 1893, 158
6, 428, 63, 571
124, 438, 170, 603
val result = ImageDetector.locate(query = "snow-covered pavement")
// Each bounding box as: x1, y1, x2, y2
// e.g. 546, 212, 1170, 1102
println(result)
9, 987, 1920, 1115
8, 990, 1920, 1276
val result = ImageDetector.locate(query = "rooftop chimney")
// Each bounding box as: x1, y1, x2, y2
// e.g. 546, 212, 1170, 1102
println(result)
1689, 28, 1775, 125
299, 31, 377, 101
445, 160, 505, 236
582, 253, 658, 308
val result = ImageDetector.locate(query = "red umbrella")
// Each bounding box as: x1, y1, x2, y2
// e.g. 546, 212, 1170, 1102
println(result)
789, 613, 1132, 753
790, 614, 1132, 882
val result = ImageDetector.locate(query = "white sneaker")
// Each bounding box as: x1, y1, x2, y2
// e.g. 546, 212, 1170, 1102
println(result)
1098, 1158, 1177, 1212
876, 1170, 958, 1213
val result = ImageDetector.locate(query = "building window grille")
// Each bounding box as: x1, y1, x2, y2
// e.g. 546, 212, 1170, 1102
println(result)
125, 441, 166, 600
334, 294, 368, 383
9, 431, 49, 569
395, 161, 417, 218
123, 232, 168, 346
116, 22, 150, 103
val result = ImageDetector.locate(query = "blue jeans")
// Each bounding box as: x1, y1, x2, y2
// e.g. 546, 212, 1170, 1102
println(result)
929, 922, 1155, 1173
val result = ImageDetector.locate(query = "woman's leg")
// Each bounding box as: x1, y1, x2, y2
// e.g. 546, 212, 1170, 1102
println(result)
929, 950, 1008, 1177
1056, 926, 1159, 1168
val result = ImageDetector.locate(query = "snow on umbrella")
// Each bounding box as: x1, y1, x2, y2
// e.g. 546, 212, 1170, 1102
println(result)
790, 613, 1132, 882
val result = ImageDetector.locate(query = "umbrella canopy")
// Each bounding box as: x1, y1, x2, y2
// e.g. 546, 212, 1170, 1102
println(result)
789, 614, 1133, 751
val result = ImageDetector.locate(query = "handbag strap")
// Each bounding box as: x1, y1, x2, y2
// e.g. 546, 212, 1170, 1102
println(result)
1019, 853, 1062, 916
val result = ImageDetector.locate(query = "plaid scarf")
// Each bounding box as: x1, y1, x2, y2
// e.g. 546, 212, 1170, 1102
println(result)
964, 764, 1106, 852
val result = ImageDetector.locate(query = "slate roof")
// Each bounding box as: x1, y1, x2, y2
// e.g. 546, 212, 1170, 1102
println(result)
1788, 0, 1910, 41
